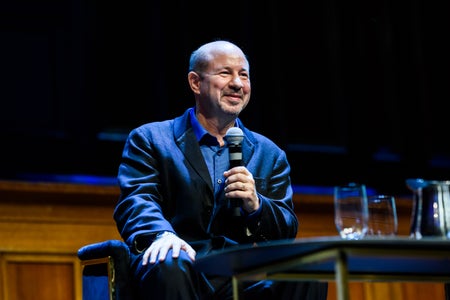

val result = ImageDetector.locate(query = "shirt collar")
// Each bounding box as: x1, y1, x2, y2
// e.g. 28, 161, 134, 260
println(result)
189, 108, 217, 145
189, 107, 242, 146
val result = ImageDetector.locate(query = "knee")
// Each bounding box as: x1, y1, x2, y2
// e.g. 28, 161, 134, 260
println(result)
156, 251, 194, 279
137, 250, 194, 285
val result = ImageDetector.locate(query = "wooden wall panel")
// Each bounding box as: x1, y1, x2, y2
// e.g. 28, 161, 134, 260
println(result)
4, 256, 76, 300
0, 180, 446, 300
0, 181, 120, 300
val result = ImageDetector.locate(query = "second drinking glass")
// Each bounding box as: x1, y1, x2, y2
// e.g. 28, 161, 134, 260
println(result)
366, 195, 398, 237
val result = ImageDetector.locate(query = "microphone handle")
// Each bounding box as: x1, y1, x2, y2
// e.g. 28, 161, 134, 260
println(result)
228, 144, 243, 216
228, 144, 242, 167
229, 159, 241, 168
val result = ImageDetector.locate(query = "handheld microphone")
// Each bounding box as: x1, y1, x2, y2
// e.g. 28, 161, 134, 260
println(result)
225, 127, 244, 216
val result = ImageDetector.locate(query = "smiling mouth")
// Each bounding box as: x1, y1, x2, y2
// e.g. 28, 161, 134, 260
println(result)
225, 94, 242, 100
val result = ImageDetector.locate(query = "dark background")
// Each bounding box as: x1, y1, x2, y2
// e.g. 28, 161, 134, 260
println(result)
1, 0, 449, 195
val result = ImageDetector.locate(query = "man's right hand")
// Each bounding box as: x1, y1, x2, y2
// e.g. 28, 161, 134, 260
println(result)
142, 232, 196, 265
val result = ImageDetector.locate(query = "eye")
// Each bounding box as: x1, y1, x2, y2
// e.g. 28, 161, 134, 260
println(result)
219, 70, 232, 77
239, 73, 249, 80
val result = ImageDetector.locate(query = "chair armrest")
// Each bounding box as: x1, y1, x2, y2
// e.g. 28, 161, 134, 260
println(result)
78, 239, 130, 262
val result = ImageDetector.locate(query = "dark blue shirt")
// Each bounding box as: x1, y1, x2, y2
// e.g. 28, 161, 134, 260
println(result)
189, 108, 231, 198
189, 108, 261, 220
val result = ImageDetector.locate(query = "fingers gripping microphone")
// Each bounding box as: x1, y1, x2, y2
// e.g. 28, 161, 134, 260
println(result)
225, 127, 244, 217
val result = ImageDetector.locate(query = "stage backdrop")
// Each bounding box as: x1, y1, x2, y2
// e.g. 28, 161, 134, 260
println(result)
1, 0, 449, 194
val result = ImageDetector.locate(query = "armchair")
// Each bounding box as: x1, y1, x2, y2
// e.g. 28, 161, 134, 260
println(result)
78, 240, 134, 300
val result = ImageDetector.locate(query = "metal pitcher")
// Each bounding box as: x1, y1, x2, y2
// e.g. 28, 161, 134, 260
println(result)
406, 178, 450, 239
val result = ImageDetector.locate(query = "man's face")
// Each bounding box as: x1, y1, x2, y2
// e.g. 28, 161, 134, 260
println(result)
198, 52, 251, 118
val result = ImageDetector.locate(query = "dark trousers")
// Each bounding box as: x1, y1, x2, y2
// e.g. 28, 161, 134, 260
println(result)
129, 249, 328, 300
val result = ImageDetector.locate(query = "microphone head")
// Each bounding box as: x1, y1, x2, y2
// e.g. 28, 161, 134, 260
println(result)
225, 127, 244, 145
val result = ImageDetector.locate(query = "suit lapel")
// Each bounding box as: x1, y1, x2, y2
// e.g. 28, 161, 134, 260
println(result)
176, 127, 213, 192
173, 108, 255, 194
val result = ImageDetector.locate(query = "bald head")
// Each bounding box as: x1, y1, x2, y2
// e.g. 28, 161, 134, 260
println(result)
188, 40, 249, 74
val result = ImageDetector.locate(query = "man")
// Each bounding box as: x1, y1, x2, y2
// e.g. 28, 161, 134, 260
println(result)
113, 40, 327, 299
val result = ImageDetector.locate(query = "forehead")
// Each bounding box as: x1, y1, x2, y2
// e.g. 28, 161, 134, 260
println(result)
208, 50, 249, 71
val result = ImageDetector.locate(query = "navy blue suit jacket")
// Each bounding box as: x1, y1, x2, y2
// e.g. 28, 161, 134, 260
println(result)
113, 108, 298, 255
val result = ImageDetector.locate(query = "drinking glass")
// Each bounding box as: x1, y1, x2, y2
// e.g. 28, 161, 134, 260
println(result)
366, 195, 398, 237
334, 183, 369, 240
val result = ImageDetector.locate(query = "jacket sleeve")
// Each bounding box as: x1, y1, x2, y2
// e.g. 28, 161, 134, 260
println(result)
113, 126, 174, 246
246, 148, 298, 242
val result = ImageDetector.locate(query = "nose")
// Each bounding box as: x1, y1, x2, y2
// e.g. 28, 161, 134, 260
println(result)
230, 74, 244, 88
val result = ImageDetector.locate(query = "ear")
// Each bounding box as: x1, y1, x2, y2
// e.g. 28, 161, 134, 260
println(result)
188, 71, 201, 94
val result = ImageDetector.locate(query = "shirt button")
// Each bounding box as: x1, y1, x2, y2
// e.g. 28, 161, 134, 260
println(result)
217, 179, 222, 184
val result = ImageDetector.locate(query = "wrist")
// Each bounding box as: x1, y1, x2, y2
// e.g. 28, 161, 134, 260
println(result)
156, 231, 175, 239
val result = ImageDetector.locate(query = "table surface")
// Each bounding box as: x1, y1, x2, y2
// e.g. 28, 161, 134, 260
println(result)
194, 236, 450, 279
